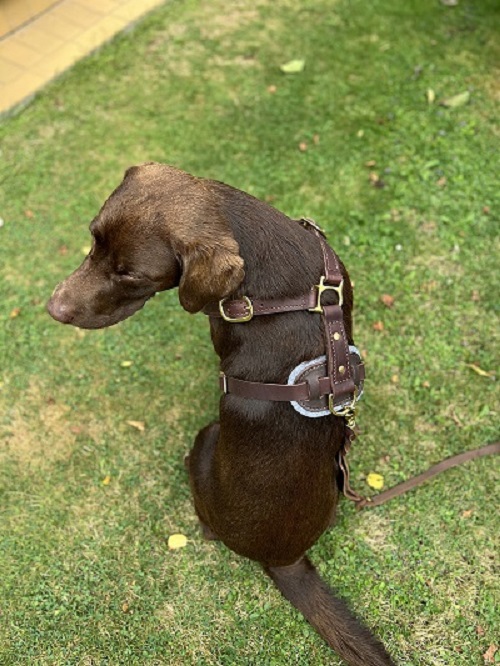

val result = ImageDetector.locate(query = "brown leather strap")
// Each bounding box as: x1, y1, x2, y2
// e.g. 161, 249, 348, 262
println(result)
342, 441, 500, 510
203, 292, 318, 319
313, 233, 355, 408
221, 374, 309, 401
336, 428, 366, 503
322, 304, 356, 407
220, 372, 332, 402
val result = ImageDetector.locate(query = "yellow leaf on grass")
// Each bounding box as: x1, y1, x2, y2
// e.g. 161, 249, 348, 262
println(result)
280, 59, 305, 74
366, 473, 384, 490
440, 90, 470, 108
168, 534, 188, 550
126, 420, 145, 432
121, 360, 133, 368
102, 475, 111, 485
466, 364, 494, 378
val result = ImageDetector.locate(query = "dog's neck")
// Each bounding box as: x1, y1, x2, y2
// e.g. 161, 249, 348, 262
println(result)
215, 183, 324, 301
207, 184, 352, 383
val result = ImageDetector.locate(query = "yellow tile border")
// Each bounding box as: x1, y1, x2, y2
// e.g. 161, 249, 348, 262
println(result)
0, 0, 166, 118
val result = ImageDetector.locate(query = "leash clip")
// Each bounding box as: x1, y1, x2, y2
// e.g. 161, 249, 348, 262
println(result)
329, 390, 357, 428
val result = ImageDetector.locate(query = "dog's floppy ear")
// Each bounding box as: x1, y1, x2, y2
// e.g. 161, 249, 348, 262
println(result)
177, 232, 245, 314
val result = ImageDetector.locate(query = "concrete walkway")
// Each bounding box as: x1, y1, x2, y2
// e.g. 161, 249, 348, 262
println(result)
0, 0, 164, 117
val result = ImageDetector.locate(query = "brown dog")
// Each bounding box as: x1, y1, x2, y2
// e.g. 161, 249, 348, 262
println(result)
48, 163, 396, 666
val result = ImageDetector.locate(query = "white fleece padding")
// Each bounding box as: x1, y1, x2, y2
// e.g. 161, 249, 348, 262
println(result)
288, 347, 363, 418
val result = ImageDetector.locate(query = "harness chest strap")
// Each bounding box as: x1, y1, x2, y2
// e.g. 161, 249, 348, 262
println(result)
219, 359, 365, 403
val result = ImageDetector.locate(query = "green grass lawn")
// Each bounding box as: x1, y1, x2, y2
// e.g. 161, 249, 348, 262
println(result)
1, 0, 499, 664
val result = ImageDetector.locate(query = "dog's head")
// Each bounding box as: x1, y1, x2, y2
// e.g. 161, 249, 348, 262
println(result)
47, 163, 245, 328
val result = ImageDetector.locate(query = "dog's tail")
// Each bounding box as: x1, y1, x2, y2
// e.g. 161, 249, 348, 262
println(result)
265, 556, 396, 666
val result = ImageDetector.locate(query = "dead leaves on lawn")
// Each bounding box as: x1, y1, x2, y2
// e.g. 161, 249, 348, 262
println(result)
279, 59, 305, 74
483, 644, 498, 664
466, 364, 495, 379
366, 472, 385, 490
168, 533, 188, 550
126, 420, 146, 432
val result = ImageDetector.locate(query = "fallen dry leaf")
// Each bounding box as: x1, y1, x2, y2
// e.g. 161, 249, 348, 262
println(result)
466, 363, 494, 378
102, 475, 111, 485
364, 159, 377, 168
372, 321, 385, 332
366, 472, 384, 490
483, 206, 490, 214
58, 245, 68, 255
267, 84, 277, 93
25, 209, 35, 218
440, 90, 470, 108
9, 307, 21, 318
471, 290, 481, 302
476, 625, 485, 637
168, 533, 188, 550
126, 420, 145, 432
391, 374, 399, 384
462, 509, 473, 519
380, 294, 395, 308
299, 142, 308, 152
120, 360, 133, 368
122, 601, 130, 613
369, 172, 386, 188
446, 405, 463, 427
483, 644, 498, 664
280, 59, 305, 74
436, 176, 447, 187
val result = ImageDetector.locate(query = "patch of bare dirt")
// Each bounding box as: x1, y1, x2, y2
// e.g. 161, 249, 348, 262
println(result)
0, 380, 77, 466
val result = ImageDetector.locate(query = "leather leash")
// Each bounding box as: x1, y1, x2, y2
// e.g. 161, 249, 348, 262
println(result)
353, 441, 500, 510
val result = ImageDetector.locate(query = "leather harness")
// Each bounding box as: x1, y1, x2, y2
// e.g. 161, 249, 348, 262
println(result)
203, 217, 365, 502
202, 218, 500, 509
203, 218, 364, 423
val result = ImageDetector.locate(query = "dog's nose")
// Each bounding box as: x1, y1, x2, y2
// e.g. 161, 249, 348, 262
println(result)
47, 297, 76, 324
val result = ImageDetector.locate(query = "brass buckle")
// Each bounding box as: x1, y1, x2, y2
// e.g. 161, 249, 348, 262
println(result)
218, 296, 254, 323
309, 276, 344, 313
